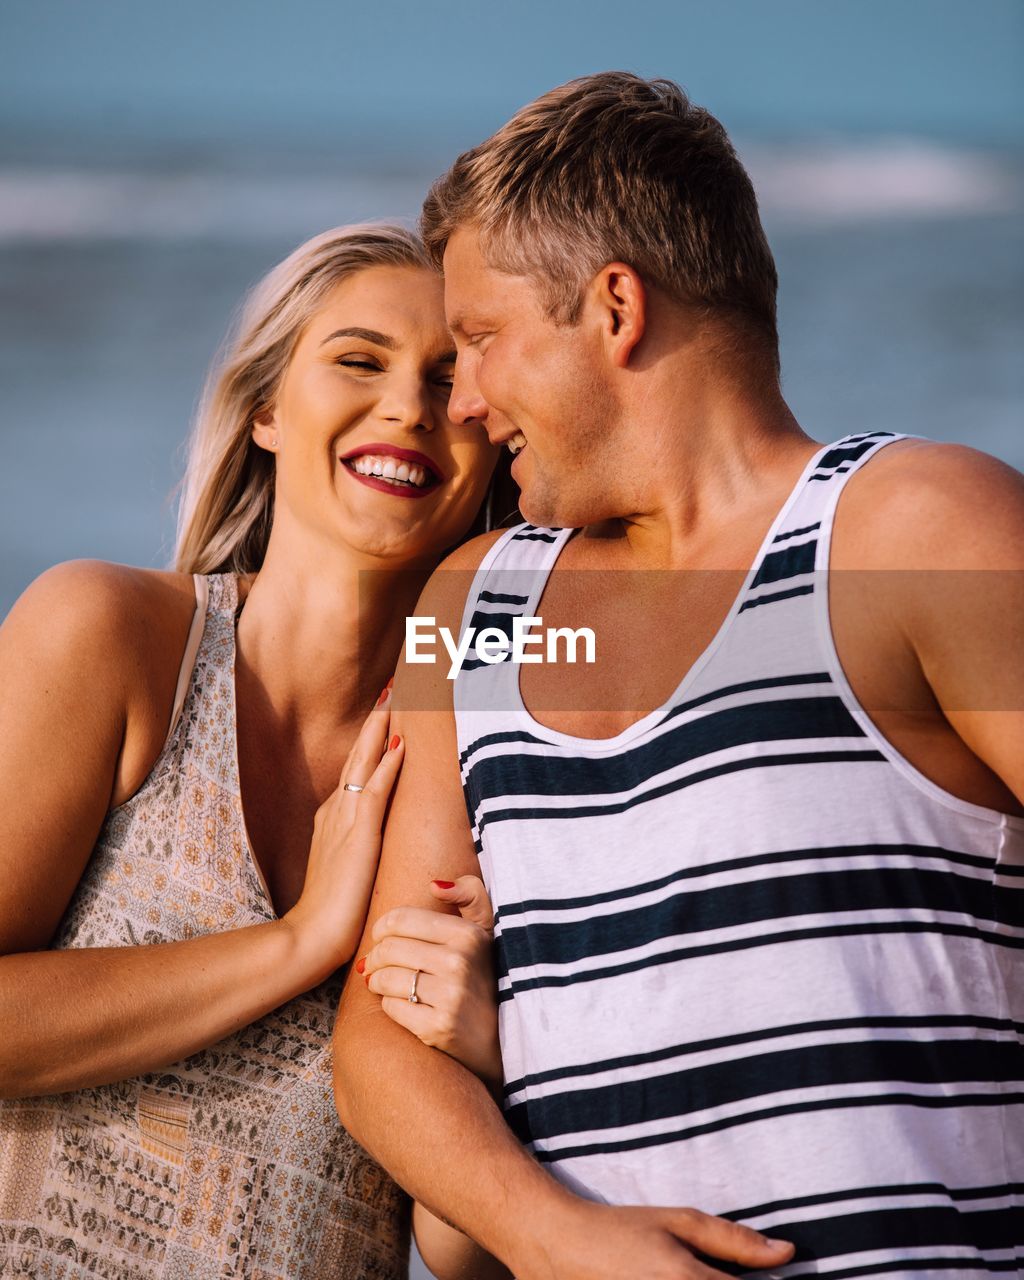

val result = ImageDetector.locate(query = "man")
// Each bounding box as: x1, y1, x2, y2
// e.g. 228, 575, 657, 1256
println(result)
335, 73, 1024, 1278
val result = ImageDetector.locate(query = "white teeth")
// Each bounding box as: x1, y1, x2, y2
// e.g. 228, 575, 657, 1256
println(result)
507, 431, 528, 455
347, 453, 434, 488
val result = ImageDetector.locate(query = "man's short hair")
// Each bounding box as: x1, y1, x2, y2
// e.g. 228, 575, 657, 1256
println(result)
422, 71, 780, 371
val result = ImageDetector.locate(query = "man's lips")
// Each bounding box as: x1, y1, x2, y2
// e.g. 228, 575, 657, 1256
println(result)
339, 442, 445, 483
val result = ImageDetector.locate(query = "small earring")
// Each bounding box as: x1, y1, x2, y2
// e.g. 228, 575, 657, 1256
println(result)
271, 435, 279, 449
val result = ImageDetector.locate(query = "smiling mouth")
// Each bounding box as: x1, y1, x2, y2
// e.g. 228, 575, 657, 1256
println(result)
506, 431, 527, 455
339, 447, 443, 499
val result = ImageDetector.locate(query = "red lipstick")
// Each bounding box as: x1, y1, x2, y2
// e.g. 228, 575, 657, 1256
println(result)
340, 443, 444, 483
339, 441, 444, 501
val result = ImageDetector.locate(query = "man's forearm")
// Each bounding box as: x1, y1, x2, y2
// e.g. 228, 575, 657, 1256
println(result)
334, 983, 573, 1273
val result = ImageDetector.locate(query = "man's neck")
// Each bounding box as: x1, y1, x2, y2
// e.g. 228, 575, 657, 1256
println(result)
583, 375, 816, 571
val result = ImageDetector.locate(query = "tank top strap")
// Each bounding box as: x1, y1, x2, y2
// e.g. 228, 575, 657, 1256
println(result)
160, 571, 241, 762
457, 522, 572, 641
735, 431, 908, 615
161, 574, 209, 753
453, 523, 572, 714
204, 568, 241, 618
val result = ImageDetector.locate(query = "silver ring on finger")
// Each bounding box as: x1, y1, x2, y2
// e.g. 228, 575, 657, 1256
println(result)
409, 969, 421, 1004
343, 782, 365, 793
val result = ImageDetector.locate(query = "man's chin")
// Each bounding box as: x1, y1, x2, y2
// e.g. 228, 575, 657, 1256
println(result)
519, 490, 588, 531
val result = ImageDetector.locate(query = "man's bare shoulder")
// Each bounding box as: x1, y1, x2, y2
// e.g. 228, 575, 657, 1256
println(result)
835, 439, 1024, 571
389, 529, 512, 735
415, 529, 510, 629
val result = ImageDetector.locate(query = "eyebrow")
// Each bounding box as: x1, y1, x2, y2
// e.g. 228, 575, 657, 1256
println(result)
319, 327, 456, 365
319, 327, 397, 350
447, 313, 494, 340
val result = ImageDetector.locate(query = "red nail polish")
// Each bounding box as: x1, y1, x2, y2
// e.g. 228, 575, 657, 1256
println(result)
355, 957, 366, 974
433, 880, 456, 889
376, 685, 389, 706
389, 734, 400, 750
386, 676, 394, 690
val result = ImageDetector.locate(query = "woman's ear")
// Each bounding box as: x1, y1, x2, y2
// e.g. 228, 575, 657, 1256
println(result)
590, 263, 647, 369
251, 408, 279, 453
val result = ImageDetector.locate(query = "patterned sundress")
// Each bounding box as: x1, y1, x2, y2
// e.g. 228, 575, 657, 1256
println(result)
0, 573, 408, 1279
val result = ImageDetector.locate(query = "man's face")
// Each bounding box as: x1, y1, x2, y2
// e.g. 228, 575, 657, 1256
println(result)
444, 227, 616, 529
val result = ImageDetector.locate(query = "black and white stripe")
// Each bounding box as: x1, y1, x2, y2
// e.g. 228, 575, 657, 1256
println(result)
452, 433, 1024, 1273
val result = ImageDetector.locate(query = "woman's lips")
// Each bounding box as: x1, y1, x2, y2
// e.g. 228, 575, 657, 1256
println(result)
339, 442, 444, 500
339, 442, 445, 482
342, 464, 439, 500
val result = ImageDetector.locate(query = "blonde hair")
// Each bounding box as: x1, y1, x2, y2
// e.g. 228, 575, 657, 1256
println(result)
422, 72, 779, 369
174, 223, 432, 574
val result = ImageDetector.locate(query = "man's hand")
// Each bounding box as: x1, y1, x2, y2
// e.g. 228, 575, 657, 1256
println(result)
514, 1200, 794, 1280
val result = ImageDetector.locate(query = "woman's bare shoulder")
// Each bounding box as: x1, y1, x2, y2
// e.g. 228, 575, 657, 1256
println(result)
3, 561, 198, 701
1, 562, 205, 815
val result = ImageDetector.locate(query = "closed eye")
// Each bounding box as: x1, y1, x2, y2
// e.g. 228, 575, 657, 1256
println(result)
337, 357, 382, 371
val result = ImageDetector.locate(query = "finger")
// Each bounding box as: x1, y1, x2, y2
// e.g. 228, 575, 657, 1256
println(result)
370, 904, 470, 948
362, 934, 451, 978
429, 874, 495, 930
337, 681, 394, 800
366, 964, 439, 1006
379, 994, 437, 1039
665, 1208, 794, 1267
350, 733, 405, 829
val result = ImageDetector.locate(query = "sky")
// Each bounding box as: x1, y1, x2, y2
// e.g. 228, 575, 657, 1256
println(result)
1, 0, 1022, 161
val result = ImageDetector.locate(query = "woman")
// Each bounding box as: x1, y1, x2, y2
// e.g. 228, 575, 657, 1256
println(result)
0, 224, 509, 1279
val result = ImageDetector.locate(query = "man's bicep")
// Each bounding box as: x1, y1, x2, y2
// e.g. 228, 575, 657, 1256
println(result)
361, 534, 502, 932
897, 450, 1024, 803
921, 573, 1024, 804
368, 697, 479, 930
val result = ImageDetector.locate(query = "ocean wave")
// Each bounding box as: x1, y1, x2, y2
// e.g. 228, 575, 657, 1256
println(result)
0, 141, 1018, 242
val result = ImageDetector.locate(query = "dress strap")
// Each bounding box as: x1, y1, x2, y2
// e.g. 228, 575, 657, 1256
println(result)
161, 574, 210, 753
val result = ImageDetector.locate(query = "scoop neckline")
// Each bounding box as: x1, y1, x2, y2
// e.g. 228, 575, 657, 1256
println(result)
510, 440, 831, 753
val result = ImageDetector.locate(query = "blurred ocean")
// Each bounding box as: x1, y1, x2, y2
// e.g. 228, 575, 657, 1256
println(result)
0, 135, 1022, 617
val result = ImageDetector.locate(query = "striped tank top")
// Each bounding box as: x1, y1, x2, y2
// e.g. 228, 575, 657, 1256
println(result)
453, 432, 1023, 1276
0, 573, 407, 1280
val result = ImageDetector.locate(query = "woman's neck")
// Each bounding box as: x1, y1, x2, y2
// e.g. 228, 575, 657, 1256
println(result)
235, 530, 433, 736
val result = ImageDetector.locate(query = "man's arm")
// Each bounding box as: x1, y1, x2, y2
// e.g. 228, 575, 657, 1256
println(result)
902, 447, 1024, 803
332, 536, 794, 1280
838, 441, 1024, 803
334, 534, 572, 1276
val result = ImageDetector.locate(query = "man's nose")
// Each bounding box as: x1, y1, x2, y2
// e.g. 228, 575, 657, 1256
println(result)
448, 361, 489, 429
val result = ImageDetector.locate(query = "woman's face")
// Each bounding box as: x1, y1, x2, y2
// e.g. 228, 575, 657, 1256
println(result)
255, 264, 499, 564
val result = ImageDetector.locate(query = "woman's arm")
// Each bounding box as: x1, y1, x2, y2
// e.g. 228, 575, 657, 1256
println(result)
0, 561, 397, 1098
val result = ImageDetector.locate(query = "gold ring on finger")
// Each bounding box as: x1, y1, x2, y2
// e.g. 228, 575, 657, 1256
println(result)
409, 969, 421, 1004
343, 782, 365, 793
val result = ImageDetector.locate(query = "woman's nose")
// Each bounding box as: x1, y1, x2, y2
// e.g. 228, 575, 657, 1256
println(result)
378, 376, 435, 432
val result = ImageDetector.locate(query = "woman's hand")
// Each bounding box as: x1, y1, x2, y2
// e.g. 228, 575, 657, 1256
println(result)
282, 685, 405, 985
359, 875, 502, 1093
